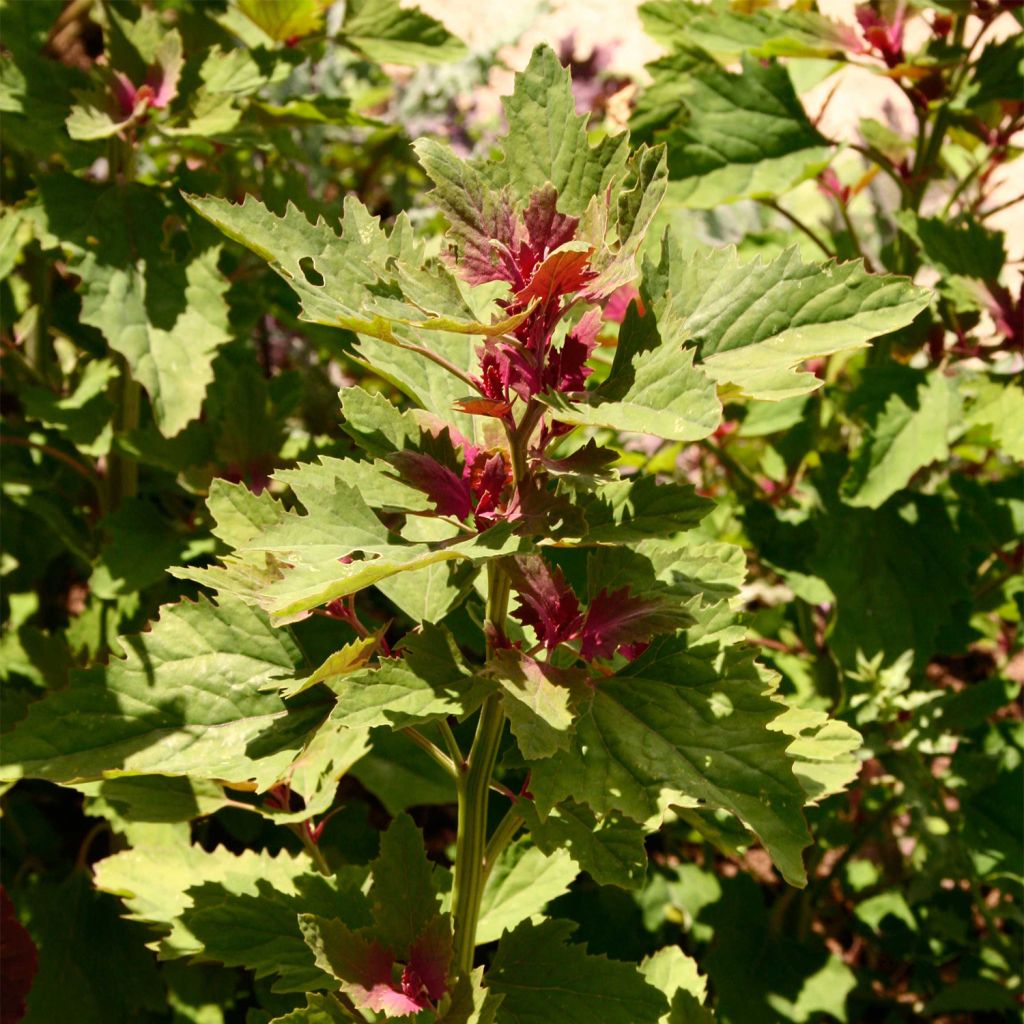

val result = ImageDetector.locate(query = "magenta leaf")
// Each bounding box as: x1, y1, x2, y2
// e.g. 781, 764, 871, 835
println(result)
404, 916, 453, 1006
538, 438, 617, 478
389, 451, 473, 521
513, 245, 595, 309
579, 588, 692, 661
507, 556, 583, 649
0, 887, 37, 1024
544, 308, 602, 393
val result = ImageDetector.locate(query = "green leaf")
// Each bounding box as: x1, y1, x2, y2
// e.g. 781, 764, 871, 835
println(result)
72, 776, 231, 826
369, 812, 445, 951
809, 493, 971, 672
632, 51, 830, 206
324, 626, 492, 730
438, 969, 503, 1024
94, 841, 323, 957
641, 0, 853, 60
488, 46, 629, 216
263, 524, 520, 622
35, 175, 231, 435
543, 300, 722, 443
180, 465, 523, 621
519, 799, 648, 889
768, 706, 862, 805
843, 367, 961, 508
529, 641, 815, 887
646, 238, 931, 400
964, 378, 1024, 461
236, 0, 331, 41
269, 994, 352, 1024
339, 388, 423, 457
284, 635, 380, 698
183, 873, 372, 992
895, 211, 1005, 282
18, 872, 165, 1024
89, 497, 196, 599
185, 192, 513, 357
350, 727, 457, 814
486, 919, 668, 1024
20, 358, 116, 456
491, 650, 587, 760
341, 0, 467, 64
0, 595, 315, 789
476, 840, 578, 944
563, 476, 713, 543
65, 85, 146, 141
640, 946, 713, 1024
266, 717, 373, 823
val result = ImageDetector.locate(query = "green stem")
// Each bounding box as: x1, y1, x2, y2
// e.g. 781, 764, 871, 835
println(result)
437, 718, 464, 768
293, 824, 331, 876
838, 201, 874, 271
328, 990, 368, 1024
761, 199, 835, 261
107, 360, 141, 507
451, 562, 510, 975
403, 727, 459, 779
483, 805, 523, 881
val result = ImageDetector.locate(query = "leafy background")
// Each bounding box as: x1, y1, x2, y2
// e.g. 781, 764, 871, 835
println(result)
1, 1, 1021, 1023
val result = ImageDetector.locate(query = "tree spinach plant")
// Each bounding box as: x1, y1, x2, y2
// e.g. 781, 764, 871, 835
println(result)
1, 42, 935, 1022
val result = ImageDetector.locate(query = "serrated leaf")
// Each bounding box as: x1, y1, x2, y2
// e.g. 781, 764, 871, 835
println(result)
369, 813, 445, 952
0, 595, 315, 789
647, 238, 931, 400
486, 919, 668, 1024
488, 46, 629, 217
843, 367, 960, 508
475, 841, 578, 945
641, 0, 853, 60
184, 874, 372, 992
519, 799, 648, 889
268, 717, 373, 823
35, 175, 231, 435
640, 946, 713, 1024
896, 211, 1006, 282
285, 635, 380, 698
236, 0, 331, 41
491, 650, 586, 760
324, 628, 492, 730
529, 640, 815, 886
269, 994, 352, 1024
185, 192, 516, 351
259, 523, 522, 622
562, 475, 713, 543
809, 493, 970, 672
94, 841, 324, 957
183, 465, 523, 621
542, 300, 722, 442
73, 776, 231, 826
965, 378, 1024, 461
342, 0, 467, 64
632, 50, 830, 206
298, 915, 426, 1017
768, 706, 862, 805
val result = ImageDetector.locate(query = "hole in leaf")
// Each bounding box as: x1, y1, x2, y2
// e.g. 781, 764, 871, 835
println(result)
299, 256, 324, 287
